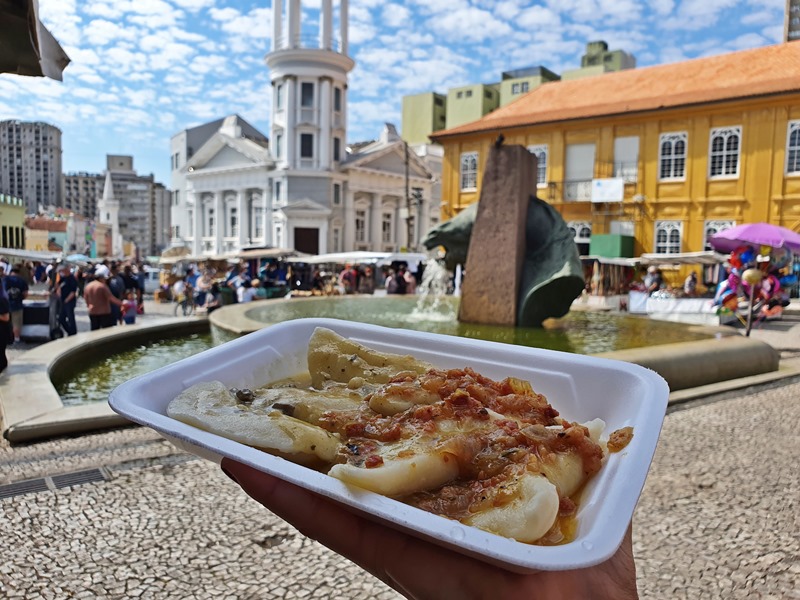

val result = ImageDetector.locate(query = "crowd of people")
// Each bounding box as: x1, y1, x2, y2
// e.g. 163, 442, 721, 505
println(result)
0, 256, 151, 342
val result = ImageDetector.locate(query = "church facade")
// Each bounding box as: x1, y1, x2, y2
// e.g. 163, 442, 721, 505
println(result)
169, 0, 438, 258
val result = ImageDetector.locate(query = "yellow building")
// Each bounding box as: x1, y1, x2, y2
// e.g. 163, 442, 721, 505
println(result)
0, 193, 26, 249
432, 43, 800, 265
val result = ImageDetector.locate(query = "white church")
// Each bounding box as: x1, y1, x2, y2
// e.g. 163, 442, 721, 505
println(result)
168, 0, 440, 258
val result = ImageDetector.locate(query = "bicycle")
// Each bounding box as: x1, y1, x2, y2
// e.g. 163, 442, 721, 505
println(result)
173, 292, 196, 317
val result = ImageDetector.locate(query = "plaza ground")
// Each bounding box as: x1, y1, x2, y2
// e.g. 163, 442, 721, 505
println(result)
1, 296, 799, 599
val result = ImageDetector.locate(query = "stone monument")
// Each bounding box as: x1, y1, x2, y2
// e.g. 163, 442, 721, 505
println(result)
423, 143, 585, 327
458, 143, 536, 326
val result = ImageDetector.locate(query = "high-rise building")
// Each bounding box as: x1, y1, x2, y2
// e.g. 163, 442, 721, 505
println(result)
97, 155, 170, 257
62, 172, 102, 218
562, 41, 636, 80
0, 120, 62, 213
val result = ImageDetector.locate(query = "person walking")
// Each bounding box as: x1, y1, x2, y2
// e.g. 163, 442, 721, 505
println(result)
108, 263, 126, 324
0, 281, 10, 374
3, 265, 28, 343
57, 263, 78, 336
83, 265, 122, 330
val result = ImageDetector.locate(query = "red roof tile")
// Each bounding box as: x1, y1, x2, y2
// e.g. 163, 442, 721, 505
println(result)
432, 43, 800, 139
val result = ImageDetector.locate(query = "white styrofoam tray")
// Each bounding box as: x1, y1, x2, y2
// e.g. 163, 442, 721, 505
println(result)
109, 318, 669, 572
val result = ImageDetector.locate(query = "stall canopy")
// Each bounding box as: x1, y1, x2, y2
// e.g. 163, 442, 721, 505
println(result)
581, 251, 727, 267
638, 251, 728, 266
286, 251, 430, 269
158, 247, 305, 265
0, 247, 62, 263
236, 247, 306, 260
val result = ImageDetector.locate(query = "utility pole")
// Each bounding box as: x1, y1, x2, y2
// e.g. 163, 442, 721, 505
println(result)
404, 141, 411, 251
411, 187, 423, 251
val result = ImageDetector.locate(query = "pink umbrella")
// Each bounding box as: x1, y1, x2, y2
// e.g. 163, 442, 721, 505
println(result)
709, 222, 800, 253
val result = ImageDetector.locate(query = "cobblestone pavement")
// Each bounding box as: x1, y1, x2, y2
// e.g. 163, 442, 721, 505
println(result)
1, 299, 799, 598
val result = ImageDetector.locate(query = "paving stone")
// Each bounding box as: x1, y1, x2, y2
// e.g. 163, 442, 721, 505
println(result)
3, 365, 800, 598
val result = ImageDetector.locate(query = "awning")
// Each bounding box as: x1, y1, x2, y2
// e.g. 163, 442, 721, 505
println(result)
0, 0, 71, 80
580, 255, 639, 267
236, 247, 306, 260
286, 251, 430, 267
0, 247, 62, 263
638, 251, 727, 266
581, 251, 727, 268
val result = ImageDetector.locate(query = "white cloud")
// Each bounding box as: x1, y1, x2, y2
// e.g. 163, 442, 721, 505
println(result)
661, 0, 740, 30
648, 0, 675, 16
381, 4, 411, 28
83, 19, 139, 46
431, 7, 514, 42
516, 5, 562, 29
38, 0, 82, 46
172, 0, 216, 10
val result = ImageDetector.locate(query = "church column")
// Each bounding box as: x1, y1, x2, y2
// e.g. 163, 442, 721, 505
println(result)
320, 0, 332, 50
340, 0, 349, 55
214, 191, 224, 254
272, 0, 283, 51
285, 77, 297, 169
288, 0, 301, 48
397, 201, 407, 250
191, 192, 202, 256
343, 185, 355, 250
319, 77, 332, 169
237, 189, 248, 249
420, 188, 431, 251
370, 193, 382, 251
262, 186, 271, 246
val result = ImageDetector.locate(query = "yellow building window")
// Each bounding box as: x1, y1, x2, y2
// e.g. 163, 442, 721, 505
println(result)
460, 152, 478, 191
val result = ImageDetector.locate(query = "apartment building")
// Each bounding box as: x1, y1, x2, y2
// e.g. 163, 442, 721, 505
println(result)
97, 155, 170, 257
401, 42, 633, 145
62, 172, 102, 218
0, 120, 62, 213
787, 0, 800, 42
432, 43, 800, 261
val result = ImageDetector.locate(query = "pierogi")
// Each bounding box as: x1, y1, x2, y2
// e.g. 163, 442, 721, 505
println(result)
167, 327, 611, 545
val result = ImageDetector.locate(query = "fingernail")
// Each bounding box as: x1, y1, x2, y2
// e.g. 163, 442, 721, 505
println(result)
221, 466, 238, 484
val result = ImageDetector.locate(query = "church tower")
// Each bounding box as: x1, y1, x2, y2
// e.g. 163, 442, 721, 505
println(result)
265, 0, 354, 253
267, 0, 354, 172
97, 170, 122, 257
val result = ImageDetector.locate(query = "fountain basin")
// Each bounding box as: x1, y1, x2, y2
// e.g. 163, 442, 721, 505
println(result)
210, 295, 780, 391
1, 319, 209, 442
0, 297, 783, 442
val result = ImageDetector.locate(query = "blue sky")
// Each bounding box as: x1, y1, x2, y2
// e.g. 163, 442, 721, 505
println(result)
0, 0, 787, 187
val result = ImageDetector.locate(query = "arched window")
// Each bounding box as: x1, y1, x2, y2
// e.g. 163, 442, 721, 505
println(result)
709, 127, 741, 177
787, 121, 800, 175
654, 221, 682, 254
704, 220, 735, 251
527, 144, 548, 186
658, 132, 687, 180
460, 152, 478, 191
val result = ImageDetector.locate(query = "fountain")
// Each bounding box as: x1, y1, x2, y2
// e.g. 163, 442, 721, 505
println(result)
409, 258, 456, 322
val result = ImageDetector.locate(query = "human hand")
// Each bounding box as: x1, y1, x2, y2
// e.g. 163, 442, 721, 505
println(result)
221, 459, 639, 600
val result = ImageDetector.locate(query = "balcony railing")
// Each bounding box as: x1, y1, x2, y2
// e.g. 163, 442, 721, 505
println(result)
564, 180, 593, 201
274, 35, 341, 53
613, 161, 638, 183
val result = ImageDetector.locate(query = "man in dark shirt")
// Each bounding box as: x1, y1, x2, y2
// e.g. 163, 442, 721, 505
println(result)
4, 266, 29, 343
108, 262, 126, 324
57, 264, 79, 336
